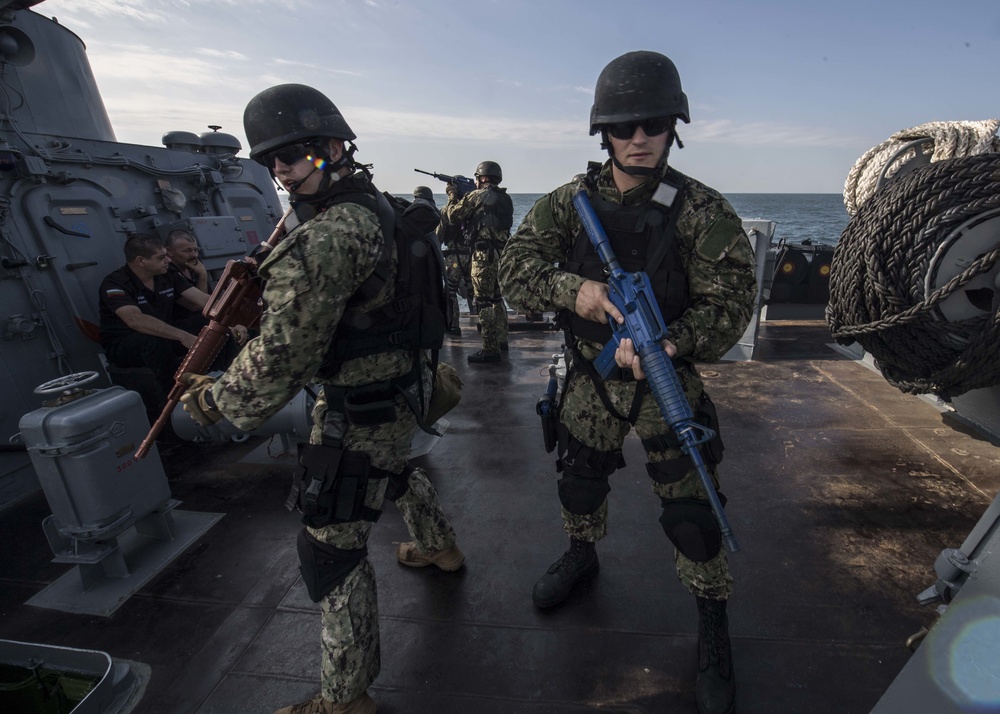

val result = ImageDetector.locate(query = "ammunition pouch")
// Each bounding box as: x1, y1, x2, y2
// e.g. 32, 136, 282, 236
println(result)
287, 443, 385, 528
296, 528, 367, 603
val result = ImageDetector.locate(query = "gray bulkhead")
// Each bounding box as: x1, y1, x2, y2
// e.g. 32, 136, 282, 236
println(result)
0, 3, 281, 505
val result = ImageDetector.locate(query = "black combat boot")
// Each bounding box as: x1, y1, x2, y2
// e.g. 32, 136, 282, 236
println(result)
467, 349, 501, 364
695, 597, 736, 714
531, 538, 599, 608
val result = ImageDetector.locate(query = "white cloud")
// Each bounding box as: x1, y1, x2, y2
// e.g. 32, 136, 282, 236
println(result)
688, 120, 861, 148
353, 108, 588, 148
87, 45, 231, 86
273, 59, 364, 77
46, 0, 169, 23
197, 48, 248, 60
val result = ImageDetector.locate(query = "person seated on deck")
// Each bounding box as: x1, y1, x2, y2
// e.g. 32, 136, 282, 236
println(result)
165, 227, 210, 294
98, 232, 245, 400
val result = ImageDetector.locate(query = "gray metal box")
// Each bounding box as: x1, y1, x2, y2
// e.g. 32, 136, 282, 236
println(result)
18, 387, 171, 541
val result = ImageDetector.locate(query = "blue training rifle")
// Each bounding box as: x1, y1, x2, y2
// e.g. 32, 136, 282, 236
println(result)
572, 189, 740, 553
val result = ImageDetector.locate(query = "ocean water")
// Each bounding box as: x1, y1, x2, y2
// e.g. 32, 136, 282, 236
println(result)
297, 191, 851, 248
726, 193, 849, 247
415, 192, 848, 247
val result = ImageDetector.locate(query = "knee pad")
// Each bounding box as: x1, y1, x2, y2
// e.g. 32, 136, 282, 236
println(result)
296, 528, 367, 603
659, 496, 727, 563
556, 434, 623, 515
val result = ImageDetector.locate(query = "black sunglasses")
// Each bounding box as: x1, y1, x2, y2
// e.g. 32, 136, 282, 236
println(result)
262, 143, 315, 167
605, 117, 673, 141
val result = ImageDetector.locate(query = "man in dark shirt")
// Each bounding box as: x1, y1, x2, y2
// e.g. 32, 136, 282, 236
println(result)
98, 232, 212, 393
165, 228, 210, 294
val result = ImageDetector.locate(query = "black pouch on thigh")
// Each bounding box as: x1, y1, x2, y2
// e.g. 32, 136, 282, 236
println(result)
296, 528, 367, 603
288, 443, 380, 528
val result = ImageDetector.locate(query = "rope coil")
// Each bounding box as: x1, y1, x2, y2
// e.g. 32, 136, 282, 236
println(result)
844, 119, 1000, 218
828, 152, 1000, 398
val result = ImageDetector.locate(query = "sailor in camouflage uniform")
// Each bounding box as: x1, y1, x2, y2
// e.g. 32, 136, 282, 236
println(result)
499, 52, 757, 714
179, 84, 463, 714
440, 161, 513, 363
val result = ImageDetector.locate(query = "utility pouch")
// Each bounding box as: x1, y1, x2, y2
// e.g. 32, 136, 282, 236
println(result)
342, 383, 398, 426
289, 444, 374, 528
426, 362, 462, 426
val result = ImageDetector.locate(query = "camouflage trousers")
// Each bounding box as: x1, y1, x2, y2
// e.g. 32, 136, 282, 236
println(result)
556, 367, 734, 601
442, 247, 471, 329
471, 247, 508, 352
306, 382, 458, 703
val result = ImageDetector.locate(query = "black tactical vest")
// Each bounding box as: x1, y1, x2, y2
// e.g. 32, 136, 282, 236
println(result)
296, 175, 435, 379
562, 173, 692, 345
473, 185, 514, 234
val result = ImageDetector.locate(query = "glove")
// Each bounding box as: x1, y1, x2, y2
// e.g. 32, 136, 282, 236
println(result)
229, 324, 249, 345
179, 373, 222, 426
446, 183, 459, 202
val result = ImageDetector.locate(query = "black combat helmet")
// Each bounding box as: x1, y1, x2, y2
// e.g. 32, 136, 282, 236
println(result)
589, 51, 690, 135
244, 84, 356, 165
413, 186, 434, 201
475, 160, 502, 183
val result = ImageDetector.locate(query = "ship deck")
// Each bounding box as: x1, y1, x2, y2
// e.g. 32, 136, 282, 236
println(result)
2, 318, 999, 714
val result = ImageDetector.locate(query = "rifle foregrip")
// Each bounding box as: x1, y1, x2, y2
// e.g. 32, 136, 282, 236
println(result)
639, 345, 692, 427
135, 323, 228, 460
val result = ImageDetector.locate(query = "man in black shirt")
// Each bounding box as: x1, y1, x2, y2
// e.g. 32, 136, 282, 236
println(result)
98, 232, 213, 393
165, 228, 210, 294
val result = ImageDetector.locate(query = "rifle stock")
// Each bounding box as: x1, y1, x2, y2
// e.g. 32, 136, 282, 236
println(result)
135, 260, 263, 459
571, 189, 740, 553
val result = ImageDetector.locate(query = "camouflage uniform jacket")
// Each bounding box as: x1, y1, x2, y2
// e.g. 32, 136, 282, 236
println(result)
499, 160, 757, 364
440, 185, 513, 249
210, 188, 413, 433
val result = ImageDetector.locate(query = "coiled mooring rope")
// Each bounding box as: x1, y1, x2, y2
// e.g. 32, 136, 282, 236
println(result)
843, 119, 1000, 217
827, 153, 1000, 398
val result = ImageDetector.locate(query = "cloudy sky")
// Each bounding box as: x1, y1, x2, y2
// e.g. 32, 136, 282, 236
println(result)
36, 0, 1000, 194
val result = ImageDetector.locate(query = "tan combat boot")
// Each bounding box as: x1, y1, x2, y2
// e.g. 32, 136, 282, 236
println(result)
273, 691, 376, 714
396, 542, 465, 571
